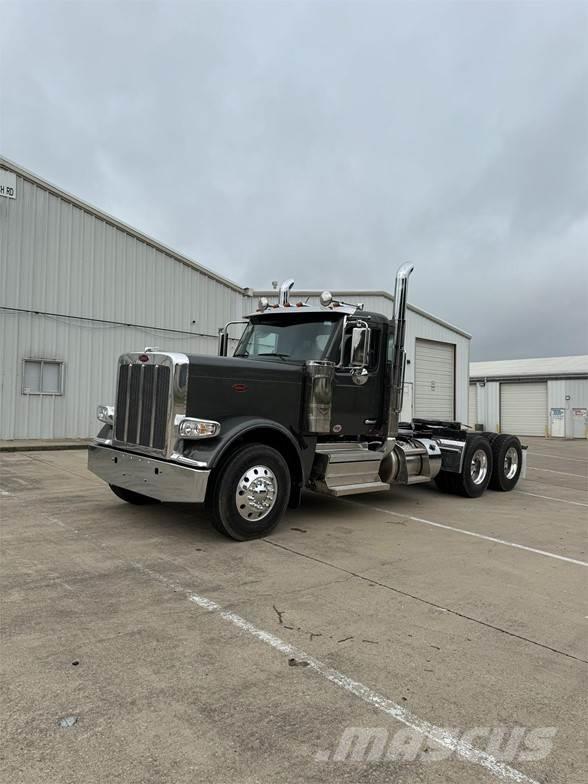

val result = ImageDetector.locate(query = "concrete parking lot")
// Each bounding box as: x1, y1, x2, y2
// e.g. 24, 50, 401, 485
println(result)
1, 437, 586, 784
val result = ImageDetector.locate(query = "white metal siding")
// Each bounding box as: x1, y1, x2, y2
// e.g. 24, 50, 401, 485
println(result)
500, 382, 547, 437
414, 339, 455, 419
0, 166, 249, 439
468, 384, 477, 426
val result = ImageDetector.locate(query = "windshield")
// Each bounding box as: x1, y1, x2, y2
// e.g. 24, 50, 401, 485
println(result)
234, 316, 340, 362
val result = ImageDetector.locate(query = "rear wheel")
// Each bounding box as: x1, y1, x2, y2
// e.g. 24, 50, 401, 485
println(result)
109, 484, 160, 505
452, 435, 493, 497
208, 443, 291, 541
489, 434, 522, 491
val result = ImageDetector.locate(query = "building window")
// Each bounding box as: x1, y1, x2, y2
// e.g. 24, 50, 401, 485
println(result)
22, 359, 64, 395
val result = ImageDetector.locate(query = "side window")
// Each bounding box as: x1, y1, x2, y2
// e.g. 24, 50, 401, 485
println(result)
387, 331, 395, 361
367, 329, 380, 370
22, 359, 64, 395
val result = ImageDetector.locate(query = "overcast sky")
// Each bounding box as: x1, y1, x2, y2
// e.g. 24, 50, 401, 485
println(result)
2, 0, 587, 360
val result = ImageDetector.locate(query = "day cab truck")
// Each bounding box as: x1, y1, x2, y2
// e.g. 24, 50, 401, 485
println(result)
88, 264, 525, 540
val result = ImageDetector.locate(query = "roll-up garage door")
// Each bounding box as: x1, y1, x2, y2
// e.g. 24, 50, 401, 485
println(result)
414, 339, 455, 419
500, 382, 547, 437
469, 384, 478, 426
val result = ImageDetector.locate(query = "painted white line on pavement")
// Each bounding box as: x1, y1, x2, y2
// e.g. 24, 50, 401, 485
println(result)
186, 592, 541, 784
517, 491, 588, 508
343, 500, 588, 567
529, 451, 588, 464
0, 489, 13, 496
528, 466, 587, 479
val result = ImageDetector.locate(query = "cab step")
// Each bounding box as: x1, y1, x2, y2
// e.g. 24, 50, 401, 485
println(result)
321, 481, 390, 497
311, 443, 390, 496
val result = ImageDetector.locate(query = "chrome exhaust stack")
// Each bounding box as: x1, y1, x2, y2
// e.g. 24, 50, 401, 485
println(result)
279, 278, 295, 306
387, 262, 414, 440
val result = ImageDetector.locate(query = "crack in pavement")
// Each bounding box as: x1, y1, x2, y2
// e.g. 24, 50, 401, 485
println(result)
263, 539, 588, 665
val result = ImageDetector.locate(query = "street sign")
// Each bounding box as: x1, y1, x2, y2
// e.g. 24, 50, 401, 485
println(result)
0, 169, 16, 199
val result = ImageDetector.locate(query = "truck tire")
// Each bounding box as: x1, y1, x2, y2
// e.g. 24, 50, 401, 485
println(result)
488, 434, 522, 491
208, 443, 291, 541
109, 484, 160, 505
452, 435, 493, 498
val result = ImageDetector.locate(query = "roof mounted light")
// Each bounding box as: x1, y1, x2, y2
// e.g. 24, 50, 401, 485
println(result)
319, 290, 333, 307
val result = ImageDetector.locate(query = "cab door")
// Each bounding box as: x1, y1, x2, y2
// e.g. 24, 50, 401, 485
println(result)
330, 325, 385, 437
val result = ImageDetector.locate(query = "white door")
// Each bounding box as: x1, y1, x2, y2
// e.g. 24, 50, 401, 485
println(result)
414, 339, 455, 419
573, 408, 587, 439
500, 382, 547, 437
468, 384, 478, 427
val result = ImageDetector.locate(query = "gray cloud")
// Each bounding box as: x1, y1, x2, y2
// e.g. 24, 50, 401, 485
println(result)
2, 0, 587, 359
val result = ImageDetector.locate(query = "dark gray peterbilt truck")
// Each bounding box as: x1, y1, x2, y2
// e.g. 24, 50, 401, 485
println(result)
88, 264, 525, 540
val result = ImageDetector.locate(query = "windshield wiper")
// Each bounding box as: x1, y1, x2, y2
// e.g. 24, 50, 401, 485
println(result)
257, 352, 291, 359
233, 351, 249, 357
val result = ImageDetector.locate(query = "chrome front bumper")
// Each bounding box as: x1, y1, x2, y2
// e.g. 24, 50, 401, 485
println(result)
88, 444, 210, 503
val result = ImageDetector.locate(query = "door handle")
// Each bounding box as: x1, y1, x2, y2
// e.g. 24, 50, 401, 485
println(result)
364, 419, 377, 425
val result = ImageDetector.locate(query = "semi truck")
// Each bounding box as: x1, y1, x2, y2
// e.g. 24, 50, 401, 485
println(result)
88, 264, 525, 540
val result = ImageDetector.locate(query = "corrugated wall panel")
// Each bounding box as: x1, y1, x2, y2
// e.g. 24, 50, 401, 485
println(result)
2, 173, 247, 332
469, 384, 478, 426
0, 311, 220, 439
548, 378, 588, 438
0, 166, 251, 439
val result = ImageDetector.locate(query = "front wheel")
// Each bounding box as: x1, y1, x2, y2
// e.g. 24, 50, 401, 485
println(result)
208, 443, 291, 541
452, 435, 493, 498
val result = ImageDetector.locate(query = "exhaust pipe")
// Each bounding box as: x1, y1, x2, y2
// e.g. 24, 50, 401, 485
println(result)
387, 262, 414, 438
279, 278, 295, 306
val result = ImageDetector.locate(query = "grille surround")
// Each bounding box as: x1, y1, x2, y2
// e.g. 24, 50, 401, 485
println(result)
112, 352, 189, 457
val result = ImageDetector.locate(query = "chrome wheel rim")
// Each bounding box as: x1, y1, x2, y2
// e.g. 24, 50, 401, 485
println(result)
504, 446, 519, 480
235, 465, 277, 521
470, 449, 489, 485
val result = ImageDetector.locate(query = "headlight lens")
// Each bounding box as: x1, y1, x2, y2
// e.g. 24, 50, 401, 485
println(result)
96, 405, 114, 424
178, 418, 220, 439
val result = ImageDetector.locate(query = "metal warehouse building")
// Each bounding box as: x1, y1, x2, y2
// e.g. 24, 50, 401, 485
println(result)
1, 157, 471, 440
470, 356, 588, 439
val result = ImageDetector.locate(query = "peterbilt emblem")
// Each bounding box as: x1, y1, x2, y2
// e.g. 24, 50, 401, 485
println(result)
138, 354, 149, 363
232, 384, 248, 393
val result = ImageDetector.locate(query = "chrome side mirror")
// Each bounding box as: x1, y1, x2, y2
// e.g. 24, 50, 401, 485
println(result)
350, 326, 370, 367
218, 321, 249, 356
218, 328, 229, 357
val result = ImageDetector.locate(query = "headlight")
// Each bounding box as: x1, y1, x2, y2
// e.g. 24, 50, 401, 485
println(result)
178, 417, 220, 439
97, 405, 114, 424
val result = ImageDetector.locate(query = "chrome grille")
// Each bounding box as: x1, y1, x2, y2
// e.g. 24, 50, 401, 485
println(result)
114, 363, 171, 451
